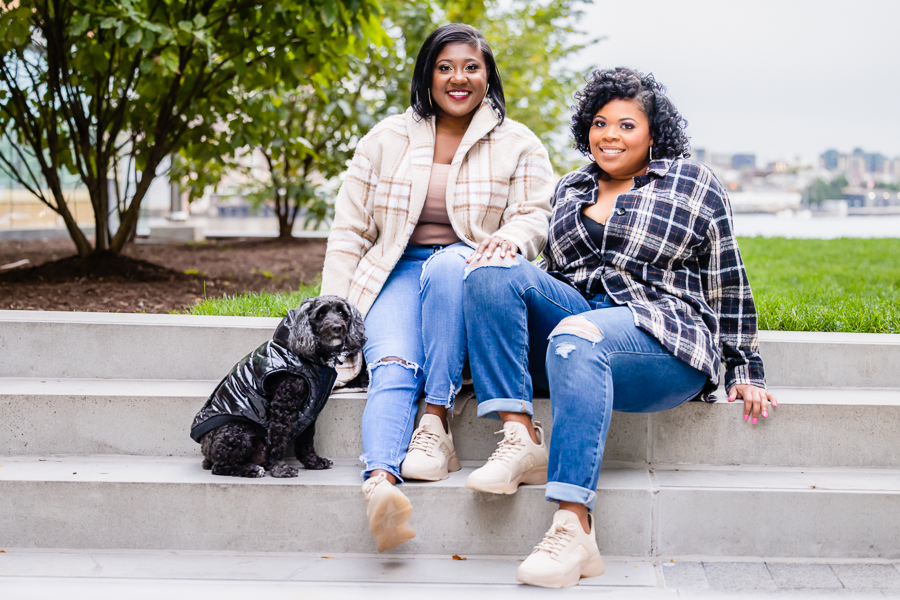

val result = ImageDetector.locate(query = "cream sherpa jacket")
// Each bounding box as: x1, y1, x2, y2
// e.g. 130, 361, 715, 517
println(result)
321, 102, 554, 384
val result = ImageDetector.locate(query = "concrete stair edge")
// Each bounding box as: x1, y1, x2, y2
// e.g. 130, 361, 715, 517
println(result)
1, 456, 898, 559
3, 381, 900, 468
3, 309, 900, 387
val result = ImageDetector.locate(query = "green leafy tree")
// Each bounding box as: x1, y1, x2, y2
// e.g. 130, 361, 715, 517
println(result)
175, 1, 436, 239
804, 174, 848, 205
0, 0, 384, 257
177, 0, 595, 238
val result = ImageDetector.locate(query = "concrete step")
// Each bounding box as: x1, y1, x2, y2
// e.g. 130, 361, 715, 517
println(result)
1, 455, 898, 559
3, 379, 899, 468
0, 550, 661, 597
3, 310, 900, 388
2, 549, 897, 599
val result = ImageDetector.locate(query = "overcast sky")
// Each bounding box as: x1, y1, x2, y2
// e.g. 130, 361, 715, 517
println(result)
565, 0, 900, 165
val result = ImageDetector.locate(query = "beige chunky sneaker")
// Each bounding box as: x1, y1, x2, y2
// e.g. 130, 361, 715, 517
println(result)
516, 509, 605, 588
400, 414, 461, 481
465, 420, 548, 494
362, 472, 415, 552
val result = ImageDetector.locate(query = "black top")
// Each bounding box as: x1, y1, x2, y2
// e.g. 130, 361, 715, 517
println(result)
580, 211, 606, 250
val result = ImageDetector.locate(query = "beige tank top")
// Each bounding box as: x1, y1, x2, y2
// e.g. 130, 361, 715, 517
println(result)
408, 163, 460, 246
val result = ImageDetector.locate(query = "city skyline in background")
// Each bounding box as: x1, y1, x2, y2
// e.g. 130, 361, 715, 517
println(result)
568, 0, 900, 167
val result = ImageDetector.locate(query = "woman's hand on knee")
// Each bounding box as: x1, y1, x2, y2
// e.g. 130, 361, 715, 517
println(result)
727, 384, 778, 424
467, 236, 518, 264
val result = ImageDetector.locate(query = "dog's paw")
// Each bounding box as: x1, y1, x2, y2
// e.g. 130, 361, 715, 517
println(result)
246, 464, 266, 478
302, 454, 333, 471
269, 463, 299, 478
201, 459, 213, 470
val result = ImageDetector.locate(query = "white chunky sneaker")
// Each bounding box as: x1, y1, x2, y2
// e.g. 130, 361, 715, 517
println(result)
516, 509, 605, 588
465, 420, 548, 494
400, 414, 461, 481
362, 472, 415, 552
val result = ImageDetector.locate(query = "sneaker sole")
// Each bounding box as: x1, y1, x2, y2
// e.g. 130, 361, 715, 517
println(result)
465, 465, 547, 495
517, 555, 605, 589
400, 452, 461, 482
367, 490, 413, 537
375, 522, 416, 553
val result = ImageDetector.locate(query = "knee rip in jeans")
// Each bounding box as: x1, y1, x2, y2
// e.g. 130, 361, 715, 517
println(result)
420, 247, 470, 291
463, 253, 519, 280
368, 356, 422, 376
549, 316, 603, 358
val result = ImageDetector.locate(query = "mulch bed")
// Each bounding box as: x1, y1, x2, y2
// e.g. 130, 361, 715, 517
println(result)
0, 237, 326, 314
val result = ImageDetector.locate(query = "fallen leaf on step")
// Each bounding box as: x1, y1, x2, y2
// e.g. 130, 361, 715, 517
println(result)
452, 555, 466, 561
321, 556, 333, 559
0, 550, 5, 552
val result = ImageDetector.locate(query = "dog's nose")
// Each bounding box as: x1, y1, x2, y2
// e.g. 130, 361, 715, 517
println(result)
330, 324, 343, 335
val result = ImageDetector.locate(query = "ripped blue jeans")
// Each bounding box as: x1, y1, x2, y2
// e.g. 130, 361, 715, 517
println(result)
464, 258, 706, 510
360, 242, 474, 481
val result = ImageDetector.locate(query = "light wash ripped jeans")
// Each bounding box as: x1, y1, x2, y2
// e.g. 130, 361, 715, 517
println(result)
360, 242, 474, 482
463, 257, 708, 510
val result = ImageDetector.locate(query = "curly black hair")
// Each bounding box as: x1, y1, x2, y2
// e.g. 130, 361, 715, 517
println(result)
571, 67, 690, 160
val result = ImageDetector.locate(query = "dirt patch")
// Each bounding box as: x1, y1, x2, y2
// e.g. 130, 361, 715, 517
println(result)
0, 237, 327, 313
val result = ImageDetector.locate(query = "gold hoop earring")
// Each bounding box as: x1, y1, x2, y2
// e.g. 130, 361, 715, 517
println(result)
483, 83, 490, 104
649, 145, 654, 162
427, 88, 433, 109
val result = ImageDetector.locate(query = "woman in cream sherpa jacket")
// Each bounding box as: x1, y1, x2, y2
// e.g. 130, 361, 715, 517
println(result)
320, 24, 553, 552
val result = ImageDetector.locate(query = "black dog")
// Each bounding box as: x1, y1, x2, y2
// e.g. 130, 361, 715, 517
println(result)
190, 295, 365, 478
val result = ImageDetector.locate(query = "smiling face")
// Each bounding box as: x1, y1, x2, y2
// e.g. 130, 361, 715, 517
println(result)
588, 98, 653, 180
430, 42, 488, 122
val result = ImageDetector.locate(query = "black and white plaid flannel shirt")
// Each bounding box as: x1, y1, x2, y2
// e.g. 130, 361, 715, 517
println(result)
540, 158, 766, 393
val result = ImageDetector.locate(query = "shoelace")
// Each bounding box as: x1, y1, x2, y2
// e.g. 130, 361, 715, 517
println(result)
363, 472, 387, 500
487, 428, 526, 463
407, 427, 440, 454
533, 522, 577, 557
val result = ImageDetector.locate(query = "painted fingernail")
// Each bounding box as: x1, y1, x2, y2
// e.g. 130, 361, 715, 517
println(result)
744, 414, 749, 421
752, 417, 757, 424
773, 401, 778, 407
763, 410, 768, 418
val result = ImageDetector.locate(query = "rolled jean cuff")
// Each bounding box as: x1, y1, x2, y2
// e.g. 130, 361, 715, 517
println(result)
476, 397, 533, 420
424, 395, 455, 410
546, 481, 598, 512
362, 463, 404, 485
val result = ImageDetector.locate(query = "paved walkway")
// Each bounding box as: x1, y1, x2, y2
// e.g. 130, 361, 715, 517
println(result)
1, 550, 898, 598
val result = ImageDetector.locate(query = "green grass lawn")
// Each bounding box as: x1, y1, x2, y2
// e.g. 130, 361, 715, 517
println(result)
189, 237, 900, 334
740, 237, 900, 334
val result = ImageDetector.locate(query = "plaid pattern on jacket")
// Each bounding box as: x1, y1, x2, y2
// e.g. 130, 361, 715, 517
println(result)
322, 102, 554, 384
542, 158, 766, 392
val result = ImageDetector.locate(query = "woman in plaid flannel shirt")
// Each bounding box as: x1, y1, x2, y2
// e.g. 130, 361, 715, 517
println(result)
463, 68, 779, 588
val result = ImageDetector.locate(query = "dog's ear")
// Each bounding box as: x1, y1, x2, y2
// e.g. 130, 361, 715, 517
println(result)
288, 296, 321, 358
340, 298, 366, 355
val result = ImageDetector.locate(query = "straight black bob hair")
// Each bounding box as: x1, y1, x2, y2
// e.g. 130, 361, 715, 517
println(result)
409, 24, 506, 123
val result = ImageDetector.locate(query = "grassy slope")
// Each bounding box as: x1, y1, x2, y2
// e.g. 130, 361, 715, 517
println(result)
189, 238, 900, 334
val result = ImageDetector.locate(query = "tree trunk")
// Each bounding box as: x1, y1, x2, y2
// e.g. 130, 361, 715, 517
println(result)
109, 157, 160, 253
92, 176, 109, 252
273, 190, 293, 239
54, 188, 94, 257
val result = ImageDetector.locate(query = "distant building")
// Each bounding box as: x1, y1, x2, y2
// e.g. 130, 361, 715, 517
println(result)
732, 154, 756, 169
693, 148, 707, 163
820, 147, 900, 186
710, 153, 732, 168
820, 149, 840, 170
843, 187, 900, 208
